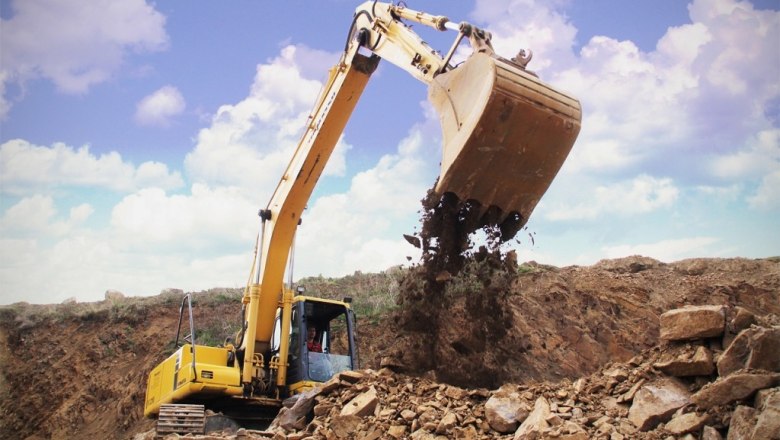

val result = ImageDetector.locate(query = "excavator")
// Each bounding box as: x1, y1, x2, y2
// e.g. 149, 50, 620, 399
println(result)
143, 1, 581, 434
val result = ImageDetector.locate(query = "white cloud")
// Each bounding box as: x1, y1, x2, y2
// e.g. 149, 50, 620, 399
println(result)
695, 183, 743, 202
110, 184, 256, 248
748, 169, 780, 210
0, 0, 168, 115
0, 139, 184, 194
544, 175, 679, 221
0, 195, 94, 238
135, 85, 186, 127
601, 237, 720, 262
295, 127, 437, 277
185, 45, 347, 194
470, 0, 578, 72
0, 195, 56, 233
709, 129, 780, 179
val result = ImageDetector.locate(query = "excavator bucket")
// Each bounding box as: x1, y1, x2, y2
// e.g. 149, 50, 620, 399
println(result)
429, 52, 581, 227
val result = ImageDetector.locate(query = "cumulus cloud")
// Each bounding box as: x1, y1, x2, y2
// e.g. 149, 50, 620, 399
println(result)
135, 85, 186, 127
0, 139, 184, 194
185, 45, 348, 194
709, 129, 779, 179
748, 169, 780, 209
0, 195, 93, 237
110, 184, 256, 248
0, 0, 168, 116
295, 128, 437, 276
470, 0, 579, 72
544, 175, 679, 221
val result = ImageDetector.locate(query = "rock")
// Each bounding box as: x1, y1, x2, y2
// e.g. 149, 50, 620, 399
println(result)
452, 425, 479, 440
654, 346, 715, 377
702, 425, 724, 440
435, 412, 458, 434
726, 405, 757, 440
444, 385, 468, 400
484, 387, 531, 433
339, 370, 365, 384
330, 414, 361, 438
665, 412, 709, 435
627, 378, 691, 431
61, 297, 78, 304
270, 387, 320, 431
104, 289, 125, 301
319, 376, 342, 395
400, 409, 417, 421
514, 397, 551, 440
691, 372, 780, 409
718, 326, 780, 376
731, 307, 757, 332
752, 387, 780, 440
660, 305, 725, 341
314, 402, 335, 416
340, 386, 378, 417
387, 425, 407, 439
617, 378, 646, 403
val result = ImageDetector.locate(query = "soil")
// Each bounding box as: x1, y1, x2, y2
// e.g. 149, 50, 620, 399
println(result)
0, 256, 778, 439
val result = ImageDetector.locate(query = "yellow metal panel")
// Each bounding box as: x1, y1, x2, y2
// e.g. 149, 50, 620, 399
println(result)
143, 344, 242, 417
288, 380, 320, 395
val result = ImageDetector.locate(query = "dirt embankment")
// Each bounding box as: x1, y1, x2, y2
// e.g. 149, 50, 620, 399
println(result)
0, 257, 778, 440
377, 256, 780, 389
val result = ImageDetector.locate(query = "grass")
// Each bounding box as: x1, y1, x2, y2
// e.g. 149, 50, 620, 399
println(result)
297, 266, 403, 324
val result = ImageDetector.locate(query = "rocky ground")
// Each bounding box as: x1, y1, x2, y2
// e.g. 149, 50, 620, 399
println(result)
136, 302, 780, 440
0, 256, 778, 439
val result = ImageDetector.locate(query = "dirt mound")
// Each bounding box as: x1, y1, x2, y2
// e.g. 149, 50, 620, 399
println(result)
0, 257, 777, 439
0, 290, 243, 440
380, 256, 780, 389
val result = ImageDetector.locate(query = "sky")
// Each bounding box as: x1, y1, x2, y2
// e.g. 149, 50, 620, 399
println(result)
1, 0, 778, 305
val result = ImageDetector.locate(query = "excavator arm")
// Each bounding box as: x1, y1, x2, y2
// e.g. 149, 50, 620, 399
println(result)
238, 42, 379, 388
238, 1, 581, 394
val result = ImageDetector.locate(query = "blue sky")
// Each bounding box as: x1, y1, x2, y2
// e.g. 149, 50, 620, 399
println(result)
1, 0, 778, 304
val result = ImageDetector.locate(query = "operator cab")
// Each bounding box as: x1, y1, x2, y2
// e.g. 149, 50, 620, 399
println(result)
271, 296, 357, 393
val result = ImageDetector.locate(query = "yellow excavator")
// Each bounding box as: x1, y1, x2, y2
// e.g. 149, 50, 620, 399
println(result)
143, 1, 581, 432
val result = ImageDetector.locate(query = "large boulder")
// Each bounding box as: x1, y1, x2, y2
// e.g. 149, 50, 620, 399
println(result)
484, 386, 531, 433
627, 377, 691, 431
726, 405, 756, 440
717, 326, 780, 376
752, 387, 780, 440
691, 372, 780, 409
514, 397, 551, 440
654, 345, 715, 377
340, 386, 378, 417
665, 412, 709, 435
660, 305, 725, 341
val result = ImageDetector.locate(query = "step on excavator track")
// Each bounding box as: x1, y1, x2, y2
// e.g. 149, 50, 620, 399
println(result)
156, 403, 206, 437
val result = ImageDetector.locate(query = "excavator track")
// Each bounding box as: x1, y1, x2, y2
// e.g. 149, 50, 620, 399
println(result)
156, 404, 206, 437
